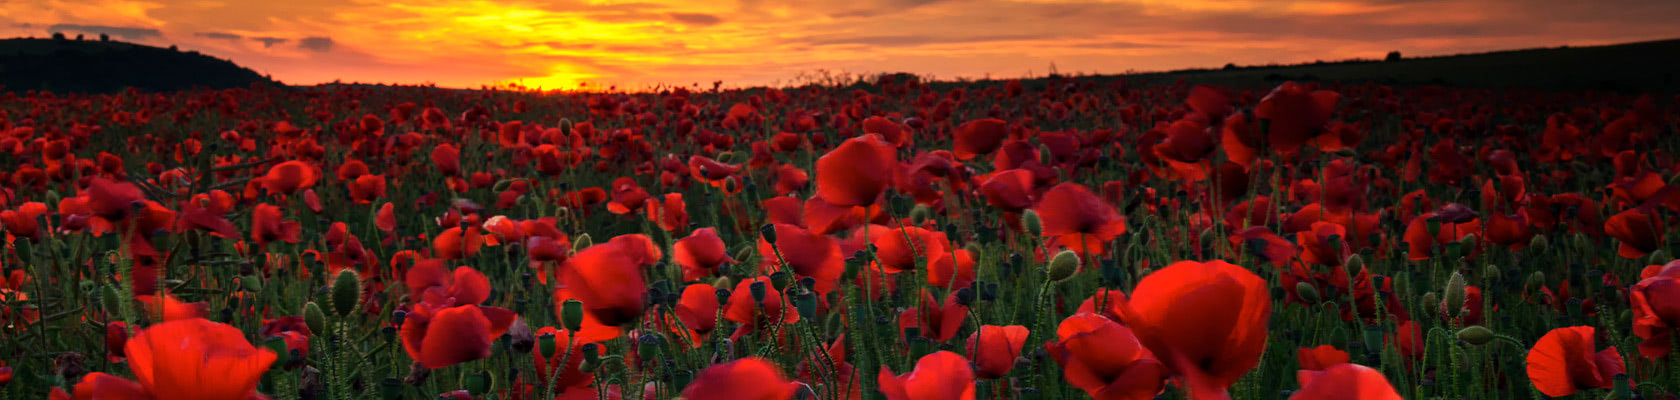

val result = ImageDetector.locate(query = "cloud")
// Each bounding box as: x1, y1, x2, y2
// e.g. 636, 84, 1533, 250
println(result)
251, 37, 287, 48
46, 24, 160, 40
666, 12, 722, 26
298, 36, 333, 52
194, 31, 243, 40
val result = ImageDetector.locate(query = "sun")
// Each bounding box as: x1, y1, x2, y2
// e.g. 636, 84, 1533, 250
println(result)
499, 66, 599, 91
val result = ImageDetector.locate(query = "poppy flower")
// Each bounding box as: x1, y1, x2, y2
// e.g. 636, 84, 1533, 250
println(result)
250, 203, 300, 247
816, 135, 898, 207
1402, 209, 1482, 261
432, 144, 461, 176
681, 357, 799, 400
898, 291, 968, 342
401, 303, 516, 369
85, 177, 146, 221
105, 321, 129, 363
432, 226, 485, 260
1045, 313, 1169, 400
1296, 345, 1349, 371
878, 351, 976, 400
1606, 208, 1664, 259
1255, 82, 1339, 154
558, 237, 653, 330
72, 318, 276, 400
406, 261, 493, 307
758, 223, 845, 293
725, 277, 797, 339
1290, 363, 1402, 400
1630, 261, 1680, 359
0, 201, 48, 241
872, 226, 951, 273
1124, 260, 1271, 398
1297, 221, 1350, 266
954, 118, 1008, 160
1151, 118, 1215, 182
1034, 182, 1126, 257
647, 193, 688, 232
137, 293, 208, 321
347, 174, 387, 203
980, 169, 1036, 212
674, 228, 734, 281
261, 160, 319, 196
607, 177, 652, 215
966, 325, 1028, 379
376, 203, 396, 232
668, 283, 721, 346
1526, 326, 1625, 397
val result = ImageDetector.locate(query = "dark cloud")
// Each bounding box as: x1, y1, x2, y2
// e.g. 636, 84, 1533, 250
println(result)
667, 12, 722, 26
299, 36, 334, 52
195, 32, 244, 40
803, 33, 1051, 47
252, 37, 287, 48
47, 24, 160, 40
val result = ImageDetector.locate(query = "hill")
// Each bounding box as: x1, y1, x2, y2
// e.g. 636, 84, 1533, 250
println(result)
0, 37, 276, 93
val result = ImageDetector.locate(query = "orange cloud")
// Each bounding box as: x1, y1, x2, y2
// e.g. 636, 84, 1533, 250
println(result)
3, 0, 1677, 89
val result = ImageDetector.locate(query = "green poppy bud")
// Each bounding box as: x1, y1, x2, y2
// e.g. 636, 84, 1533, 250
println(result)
1022, 210, 1043, 238
1295, 282, 1321, 304
1455, 325, 1493, 345
101, 284, 123, 317
1047, 250, 1080, 282
1443, 272, 1467, 316
331, 269, 362, 317
1528, 234, 1549, 254
908, 205, 933, 226
303, 302, 326, 335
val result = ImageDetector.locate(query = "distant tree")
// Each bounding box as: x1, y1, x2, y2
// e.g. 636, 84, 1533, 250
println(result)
52, 32, 66, 40
1223, 63, 1238, 70
75, 34, 84, 41
1386, 51, 1403, 62
168, 45, 178, 51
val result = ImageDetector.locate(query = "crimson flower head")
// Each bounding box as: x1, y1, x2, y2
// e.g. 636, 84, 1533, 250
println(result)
816, 134, 898, 207
1631, 261, 1680, 359
1290, 363, 1402, 400
682, 357, 799, 400
73, 318, 276, 400
1255, 81, 1339, 154
1033, 182, 1126, 256
1045, 313, 1168, 399
966, 325, 1028, 380
1526, 326, 1625, 397
878, 351, 975, 400
261, 160, 319, 196
1124, 260, 1271, 399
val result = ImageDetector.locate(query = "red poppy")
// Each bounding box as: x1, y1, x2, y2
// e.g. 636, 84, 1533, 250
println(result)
0, 201, 48, 241
607, 177, 651, 214
647, 193, 689, 232
681, 357, 799, 400
898, 291, 968, 342
878, 351, 976, 400
966, 325, 1028, 379
106, 321, 129, 363
250, 203, 300, 246
954, 118, 1008, 160
725, 277, 797, 339
1297, 221, 1350, 266
1631, 261, 1680, 359
980, 169, 1036, 212
668, 283, 720, 346
1034, 182, 1126, 256
432, 226, 485, 260
757, 223, 845, 294
1151, 118, 1215, 182
1255, 82, 1339, 154
1290, 363, 1402, 400
1402, 209, 1481, 261
406, 261, 493, 307
1606, 208, 1664, 259
85, 177, 146, 221
72, 318, 276, 400
674, 228, 734, 281
401, 302, 516, 369
558, 236, 654, 329
1296, 345, 1349, 371
1526, 326, 1625, 397
261, 160, 319, 196
376, 203, 396, 232
432, 144, 461, 176
1124, 260, 1270, 398
137, 293, 208, 322
1046, 313, 1168, 400
817, 135, 898, 207
347, 174, 387, 203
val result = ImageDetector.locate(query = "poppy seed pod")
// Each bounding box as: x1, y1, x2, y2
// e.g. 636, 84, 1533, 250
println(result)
1444, 272, 1467, 318
759, 224, 778, 244
749, 280, 768, 303
561, 299, 584, 332
1455, 325, 1493, 345
507, 318, 534, 353
769, 271, 792, 291
303, 302, 326, 335
537, 332, 557, 359
1047, 250, 1079, 282
1021, 210, 1043, 237
795, 291, 817, 320
463, 370, 491, 395
580, 343, 602, 372
378, 378, 403, 400
331, 269, 361, 317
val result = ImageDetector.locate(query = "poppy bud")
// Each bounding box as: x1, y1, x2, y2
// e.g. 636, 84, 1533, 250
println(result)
1047, 250, 1079, 282
331, 269, 362, 317
1525, 272, 1546, 294
263, 336, 290, 367
561, 299, 584, 332
507, 318, 534, 353
463, 370, 491, 395
1198, 228, 1216, 249
1331, 148, 1357, 158
1443, 272, 1467, 318
379, 378, 404, 400
1420, 292, 1439, 318
1649, 249, 1670, 265
1425, 218, 1441, 237
759, 224, 778, 244
1295, 282, 1320, 304
964, 242, 982, 260
1528, 234, 1549, 254
1456, 233, 1478, 250
750, 280, 768, 303
1343, 253, 1364, 271
1021, 210, 1043, 237
538, 332, 557, 359
303, 302, 326, 335
1455, 325, 1493, 345
908, 205, 933, 225
241, 275, 263, 293
572, 233, 593, 252
1482, 264, 1501, 282
101, 284, 122, 317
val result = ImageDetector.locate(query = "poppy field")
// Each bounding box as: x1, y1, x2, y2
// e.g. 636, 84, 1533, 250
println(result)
0, 77, 1676, 400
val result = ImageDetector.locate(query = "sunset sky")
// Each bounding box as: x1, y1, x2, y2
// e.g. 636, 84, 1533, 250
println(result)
4, 0, 1678, 90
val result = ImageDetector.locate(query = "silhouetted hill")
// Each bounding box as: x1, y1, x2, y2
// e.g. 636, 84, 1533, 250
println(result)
0, 38, 276, 93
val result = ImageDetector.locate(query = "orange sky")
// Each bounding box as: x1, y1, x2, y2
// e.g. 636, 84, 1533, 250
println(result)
4, 0, 1677, 90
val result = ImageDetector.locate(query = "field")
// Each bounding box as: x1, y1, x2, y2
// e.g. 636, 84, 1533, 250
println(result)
0, 60, 1678, 400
